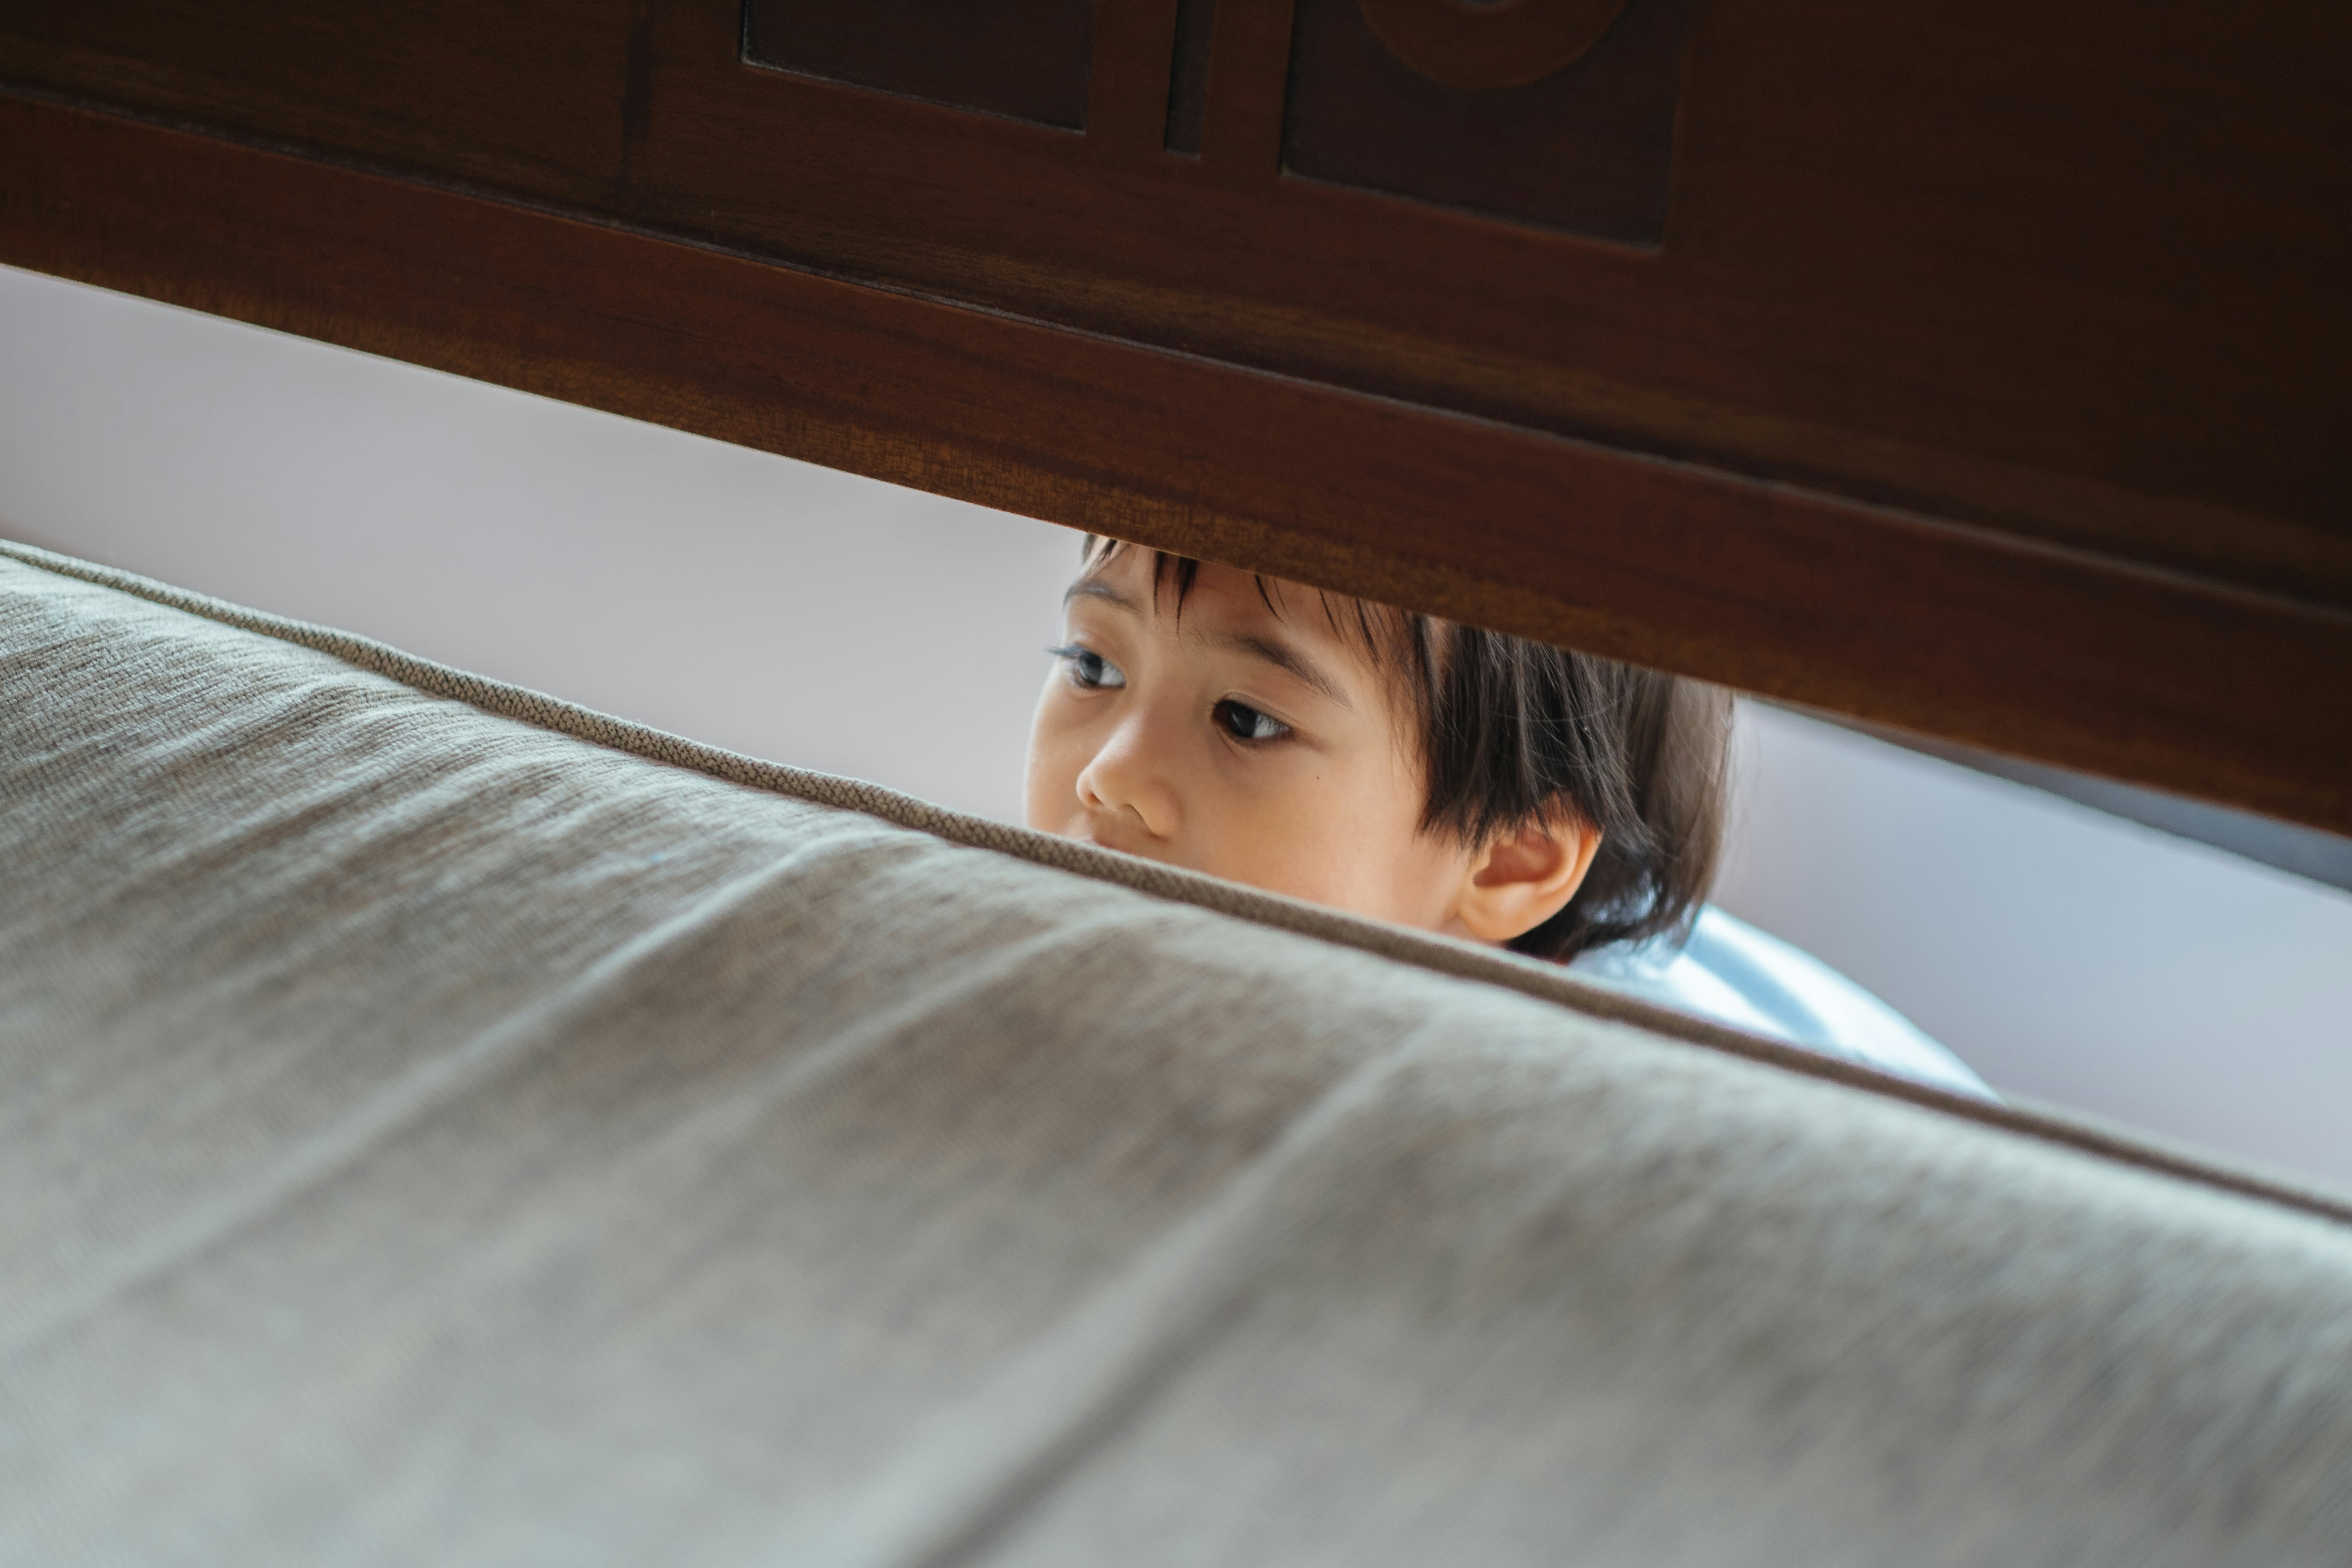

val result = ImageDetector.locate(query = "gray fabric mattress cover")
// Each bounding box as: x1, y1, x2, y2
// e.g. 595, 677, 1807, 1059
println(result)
3, 542, 2349, 1568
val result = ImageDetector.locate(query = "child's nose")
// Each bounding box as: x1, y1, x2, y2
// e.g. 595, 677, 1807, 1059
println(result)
1075, 714, 1182, 841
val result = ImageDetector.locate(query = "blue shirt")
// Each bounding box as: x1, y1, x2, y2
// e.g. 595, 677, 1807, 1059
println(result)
1566, 906, 1995, 1100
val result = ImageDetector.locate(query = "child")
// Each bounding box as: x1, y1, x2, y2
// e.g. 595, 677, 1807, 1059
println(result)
1026, 537, 1990, 1098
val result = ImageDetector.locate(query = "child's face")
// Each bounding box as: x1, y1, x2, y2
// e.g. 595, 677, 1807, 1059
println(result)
1024, 548, 1597, 944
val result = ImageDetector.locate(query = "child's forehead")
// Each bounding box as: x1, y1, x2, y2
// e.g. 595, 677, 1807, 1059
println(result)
1077, 554, 1367, 653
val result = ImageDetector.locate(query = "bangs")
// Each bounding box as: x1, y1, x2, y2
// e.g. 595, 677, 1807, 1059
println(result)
1080, 536, 1432, 683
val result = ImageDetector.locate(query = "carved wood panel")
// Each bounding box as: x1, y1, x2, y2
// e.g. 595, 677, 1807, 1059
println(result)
744, 0, 1095, 129
740, 0, 1698, 241
1165, 0, 1216, 154
1285, 0, 1700, 243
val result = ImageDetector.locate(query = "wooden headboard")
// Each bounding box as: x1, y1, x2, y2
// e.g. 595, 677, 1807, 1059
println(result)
3, 1, 2345, 833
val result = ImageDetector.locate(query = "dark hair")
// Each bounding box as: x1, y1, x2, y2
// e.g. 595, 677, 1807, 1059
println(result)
1083, 539, 1733, 961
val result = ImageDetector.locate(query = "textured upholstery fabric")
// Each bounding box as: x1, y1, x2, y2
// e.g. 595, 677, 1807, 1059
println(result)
4, 543, 2350, 1567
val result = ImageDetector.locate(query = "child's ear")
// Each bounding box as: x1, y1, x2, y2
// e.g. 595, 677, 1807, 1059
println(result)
1453, 815, 1603, 945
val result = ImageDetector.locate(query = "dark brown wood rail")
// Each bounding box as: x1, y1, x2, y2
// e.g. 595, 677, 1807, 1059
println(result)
1, 1, 2346, 832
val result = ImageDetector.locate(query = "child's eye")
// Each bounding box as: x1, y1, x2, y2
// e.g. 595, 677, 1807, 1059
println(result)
1048, 645, 1126, 691
1213, 699, 1291, 743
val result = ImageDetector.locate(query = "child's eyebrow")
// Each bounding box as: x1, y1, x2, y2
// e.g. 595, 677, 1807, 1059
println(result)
1062, 578, 1138, 613
1215, 631, 1354, 711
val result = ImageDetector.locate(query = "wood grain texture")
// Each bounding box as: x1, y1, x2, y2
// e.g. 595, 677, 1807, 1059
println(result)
1352, 0, 1632, 91
2, 93, 2346, 835
1283, 0, 1697, 242
1164, 0, 1214, 154
4, 0, 2343, 608
0, 0, 629, 200
744, 0, 1095, 130
626, 0, 2347, 612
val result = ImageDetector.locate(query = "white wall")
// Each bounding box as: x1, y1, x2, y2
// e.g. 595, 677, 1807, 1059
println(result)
1715, 709, 2352, 1190
0, 264, 1073, 824
6, 263, 2347, 1193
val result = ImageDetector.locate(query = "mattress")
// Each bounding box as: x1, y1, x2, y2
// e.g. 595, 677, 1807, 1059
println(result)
4, 541, 2348, 1566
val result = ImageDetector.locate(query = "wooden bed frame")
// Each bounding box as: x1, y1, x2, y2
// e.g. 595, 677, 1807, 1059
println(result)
3, 0, 2345, 833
